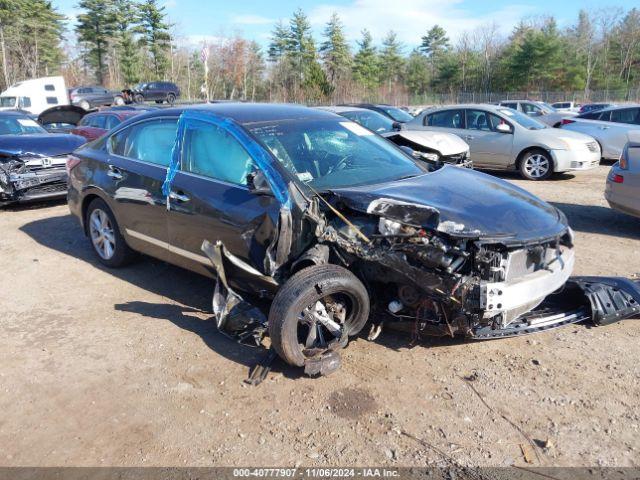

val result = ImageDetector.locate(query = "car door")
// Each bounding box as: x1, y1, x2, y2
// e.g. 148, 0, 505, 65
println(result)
106, 116, 179, 262
463, 109, 513, 168
146, 83, 160, 101
95, 87, 111, 105
166, 117, 282, 279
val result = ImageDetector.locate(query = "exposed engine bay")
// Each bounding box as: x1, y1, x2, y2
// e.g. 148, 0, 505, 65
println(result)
0, 153, 69, 205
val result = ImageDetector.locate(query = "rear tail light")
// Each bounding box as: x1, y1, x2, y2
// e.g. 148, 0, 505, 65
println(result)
66, 155, 81, 176
619, 150, 628, 169
612, 174, 624, 184
561, 118, 575, 125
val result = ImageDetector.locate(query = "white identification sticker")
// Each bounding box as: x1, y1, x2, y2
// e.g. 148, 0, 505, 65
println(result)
340, 121, 373, 136
297, 171, 313, 182
18, 118, 40, 128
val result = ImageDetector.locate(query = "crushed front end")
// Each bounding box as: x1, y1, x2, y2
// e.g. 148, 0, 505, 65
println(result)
0, 154, 69, 206
315, 194, 640, 341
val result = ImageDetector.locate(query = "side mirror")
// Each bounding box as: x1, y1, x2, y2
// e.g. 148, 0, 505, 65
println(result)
392, 121, 402, 132
496, 123, 512, 134
247, 170, 273, 196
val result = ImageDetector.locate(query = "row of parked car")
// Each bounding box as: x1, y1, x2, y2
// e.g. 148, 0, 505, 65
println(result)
1, 99, 639, 376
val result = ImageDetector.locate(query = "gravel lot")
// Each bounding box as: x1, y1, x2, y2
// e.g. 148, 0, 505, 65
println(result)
1, 164, 639, 468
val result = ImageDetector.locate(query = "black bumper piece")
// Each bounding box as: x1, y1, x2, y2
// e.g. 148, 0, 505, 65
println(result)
472, 276, 640, 339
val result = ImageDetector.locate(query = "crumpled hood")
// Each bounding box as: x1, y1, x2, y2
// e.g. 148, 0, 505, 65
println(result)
0, 133, 86, 158
331, 166, 569, 242
384, 130, 468, 156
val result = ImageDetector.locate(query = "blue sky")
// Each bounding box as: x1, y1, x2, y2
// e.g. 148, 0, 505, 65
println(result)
54, 0, 637, 49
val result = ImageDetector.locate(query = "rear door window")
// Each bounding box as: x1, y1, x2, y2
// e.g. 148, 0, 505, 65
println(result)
611, 108, 639, 125
425, 109, 464, 129
181, 119, 254, 186
110, 118, 178, 166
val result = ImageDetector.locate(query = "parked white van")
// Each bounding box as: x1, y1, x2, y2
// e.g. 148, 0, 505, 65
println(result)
0, 76, 68, 115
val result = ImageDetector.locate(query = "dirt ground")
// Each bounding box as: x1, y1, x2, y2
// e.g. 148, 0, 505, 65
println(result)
1, 164, 639, 468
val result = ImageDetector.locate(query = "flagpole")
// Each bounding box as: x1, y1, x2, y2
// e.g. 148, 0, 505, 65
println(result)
202, 43, 210, 103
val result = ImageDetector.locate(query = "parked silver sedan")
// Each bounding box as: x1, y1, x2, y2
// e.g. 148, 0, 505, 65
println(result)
561, 104, 640, 161
605, 132, 640, 218
406, 104, 601, 180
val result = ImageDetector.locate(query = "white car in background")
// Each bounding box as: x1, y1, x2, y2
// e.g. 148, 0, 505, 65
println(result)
407, 104, 600, 180
560, 105, 640, 161
499, 100, 577, 128
317, 106, 472, 168
551, 101, 581, 113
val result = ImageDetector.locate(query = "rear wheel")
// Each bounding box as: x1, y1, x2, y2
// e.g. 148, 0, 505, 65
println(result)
519, 149, 553, 180
86, 198, 136, 268
268, 264, 370, 367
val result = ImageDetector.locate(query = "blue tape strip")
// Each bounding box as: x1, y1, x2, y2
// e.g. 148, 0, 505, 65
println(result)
162, 109, 290, 208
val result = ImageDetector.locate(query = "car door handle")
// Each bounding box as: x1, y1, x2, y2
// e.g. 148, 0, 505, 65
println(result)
465, 135, 475, 140
169, 191, 190, 203
107, 165, 123, 180
600, 126, 610, 130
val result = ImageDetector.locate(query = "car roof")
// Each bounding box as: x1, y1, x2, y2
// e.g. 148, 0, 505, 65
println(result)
0, 110, 31, 118
316, 105, 374, 114
125, 102, 339, 125
590, 104, 639, 113
422, 103, 507, 113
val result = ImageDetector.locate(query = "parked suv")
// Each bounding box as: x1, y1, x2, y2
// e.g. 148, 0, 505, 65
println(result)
69, 86, 125, 111
130, 82, 180, 105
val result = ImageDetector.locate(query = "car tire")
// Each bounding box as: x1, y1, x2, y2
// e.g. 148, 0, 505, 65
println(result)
134, 94, 144, 104
519, 149, 554, 180
113, 96, 125, 106
85, 198, 136, 268
167, 93, 176, 105
79, 100, 90, 111
268, 264, 370, 367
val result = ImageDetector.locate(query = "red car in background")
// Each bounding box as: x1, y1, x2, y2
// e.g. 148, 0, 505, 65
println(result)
71, 110, 143, 141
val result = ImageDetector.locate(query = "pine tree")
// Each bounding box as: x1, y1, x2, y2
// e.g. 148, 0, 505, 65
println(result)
319, 13, 351, 85
268, 20, 289, 62
76, 0, 117, 84
113, 0, 139, 86
379, 31, 404, 88
419, 25, 450, 58
405, 49, 430, 96
352, 29, 379, 90
137, 0, 171, 79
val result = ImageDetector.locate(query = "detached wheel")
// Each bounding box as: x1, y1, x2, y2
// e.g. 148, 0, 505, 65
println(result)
268, 264, 370, 367
167, 93, 176, 105
113, 96, 125, 106
519, 149, 553, 180
79, 100, 90, 111
86, 198, 135, 268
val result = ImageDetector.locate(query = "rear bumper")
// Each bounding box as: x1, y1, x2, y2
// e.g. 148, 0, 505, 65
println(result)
605, 166, 640, 218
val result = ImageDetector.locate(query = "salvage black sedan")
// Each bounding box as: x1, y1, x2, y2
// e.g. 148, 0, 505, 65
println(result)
68, 104, 640, 374
0, 111, 86, 206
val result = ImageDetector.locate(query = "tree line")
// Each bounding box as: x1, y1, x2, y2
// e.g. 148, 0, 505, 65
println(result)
0, 1, 639, 104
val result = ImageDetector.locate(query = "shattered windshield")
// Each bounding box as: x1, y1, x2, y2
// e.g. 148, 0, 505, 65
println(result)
0, 97, 16, 108
381, 106, 413, 123
249, 118, 424, 190
497, 108, 546, 130
341, 110, 395, 133
0, 116, 47, 135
